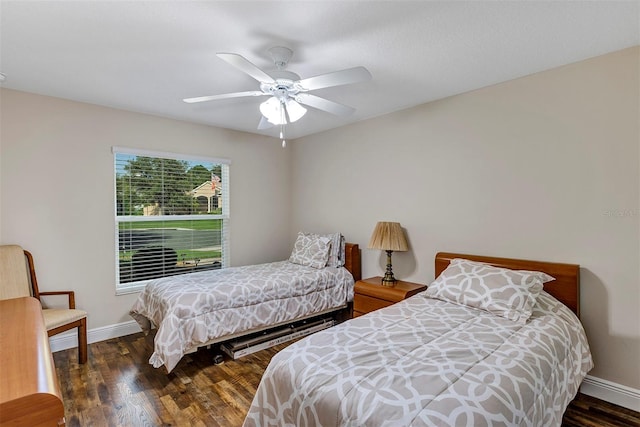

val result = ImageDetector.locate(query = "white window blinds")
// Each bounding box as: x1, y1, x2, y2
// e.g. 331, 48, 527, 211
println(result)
113, 147, 230, 294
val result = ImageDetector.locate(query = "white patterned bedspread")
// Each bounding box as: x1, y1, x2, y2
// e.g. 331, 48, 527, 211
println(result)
244, 291, 593, 427
130, 261, 354, 373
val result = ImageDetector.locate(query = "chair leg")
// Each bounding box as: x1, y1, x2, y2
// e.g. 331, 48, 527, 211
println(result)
78, 317, 87, 364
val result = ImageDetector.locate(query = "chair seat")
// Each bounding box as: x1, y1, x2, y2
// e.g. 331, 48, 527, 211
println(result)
42, 308, 87, 331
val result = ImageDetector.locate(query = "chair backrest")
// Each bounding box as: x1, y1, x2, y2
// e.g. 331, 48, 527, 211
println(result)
0, 245, 33, 300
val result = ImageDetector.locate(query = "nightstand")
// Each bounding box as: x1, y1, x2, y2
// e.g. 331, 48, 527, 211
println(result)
353, 276, 427, 317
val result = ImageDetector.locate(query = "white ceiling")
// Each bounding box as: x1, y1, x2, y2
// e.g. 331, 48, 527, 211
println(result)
1, 1, 638, 140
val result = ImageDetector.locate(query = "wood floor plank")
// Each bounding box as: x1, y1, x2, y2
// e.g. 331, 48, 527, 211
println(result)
116, 381, 164, 426
52, 332, 640, 427
85, 405, 113, 427
159, 394, 192, 426
563, 393, 640, 427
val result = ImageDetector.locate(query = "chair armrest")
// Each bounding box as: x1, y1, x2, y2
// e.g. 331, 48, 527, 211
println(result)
38, 291, 76, 309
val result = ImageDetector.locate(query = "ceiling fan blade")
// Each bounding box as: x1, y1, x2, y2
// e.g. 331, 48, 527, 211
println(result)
257, 116, 274, 129
183, 91, 267, 103
295, 93, 355, 116
217, 53, 275, 84
296, 66, 371, 91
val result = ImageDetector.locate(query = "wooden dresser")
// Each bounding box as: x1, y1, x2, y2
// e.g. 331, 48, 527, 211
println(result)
0, 297, 65, 427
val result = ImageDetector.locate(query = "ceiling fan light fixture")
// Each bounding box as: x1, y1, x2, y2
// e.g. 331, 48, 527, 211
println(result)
260, 97, 283, 124
285, 100, 307, 122
260, 97, 307, 125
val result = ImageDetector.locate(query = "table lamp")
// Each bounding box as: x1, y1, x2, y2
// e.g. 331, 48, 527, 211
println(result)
367, 221, 408, 286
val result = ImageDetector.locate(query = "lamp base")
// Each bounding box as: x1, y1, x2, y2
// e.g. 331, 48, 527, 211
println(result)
381, 250, 397, 287
381, 275, 397, 287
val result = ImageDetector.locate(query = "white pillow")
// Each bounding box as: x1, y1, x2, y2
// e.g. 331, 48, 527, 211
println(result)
289, 232, 332, 269
426, 258, 554, 324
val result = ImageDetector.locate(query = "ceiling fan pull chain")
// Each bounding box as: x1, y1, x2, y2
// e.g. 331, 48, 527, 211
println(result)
281, 128, 286, 148
280, 102, 287, 148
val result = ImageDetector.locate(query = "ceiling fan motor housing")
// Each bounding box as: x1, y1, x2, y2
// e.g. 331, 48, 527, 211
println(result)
260, 76, 301, 102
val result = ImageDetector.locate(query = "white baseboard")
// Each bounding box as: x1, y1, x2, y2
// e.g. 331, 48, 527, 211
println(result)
49, 320, 142, 353
580, 375, 640, 412
51, 321, 640, 413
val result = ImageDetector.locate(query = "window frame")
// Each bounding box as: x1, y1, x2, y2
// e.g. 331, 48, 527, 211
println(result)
113, 146, 231, 295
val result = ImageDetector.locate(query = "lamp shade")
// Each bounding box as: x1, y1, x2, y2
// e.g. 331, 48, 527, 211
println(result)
368, 222, 408, 252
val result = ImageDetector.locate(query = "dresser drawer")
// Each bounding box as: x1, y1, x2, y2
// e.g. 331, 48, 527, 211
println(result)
353, 294, 394, 314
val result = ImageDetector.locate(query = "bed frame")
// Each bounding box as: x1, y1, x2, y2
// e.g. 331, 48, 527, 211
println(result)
183, 243, 362, 356
435, 252, 580, 316
344, 242, 362, 281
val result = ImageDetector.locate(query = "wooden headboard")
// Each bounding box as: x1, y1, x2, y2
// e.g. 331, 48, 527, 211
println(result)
434, 252, 580, 316
344, 243, 361, 282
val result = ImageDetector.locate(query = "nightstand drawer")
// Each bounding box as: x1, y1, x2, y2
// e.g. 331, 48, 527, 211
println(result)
353, 293, 394, 314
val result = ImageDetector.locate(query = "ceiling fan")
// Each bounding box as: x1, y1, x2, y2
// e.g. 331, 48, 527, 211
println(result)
183, 47, 372, 143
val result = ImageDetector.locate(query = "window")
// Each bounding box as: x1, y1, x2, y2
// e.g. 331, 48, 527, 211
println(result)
113, 147, 230, 294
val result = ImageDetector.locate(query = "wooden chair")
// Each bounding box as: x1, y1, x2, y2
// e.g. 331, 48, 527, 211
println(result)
0, 245, 87, 363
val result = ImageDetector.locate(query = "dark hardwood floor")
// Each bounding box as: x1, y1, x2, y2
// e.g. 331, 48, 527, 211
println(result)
53, 332, 640, 427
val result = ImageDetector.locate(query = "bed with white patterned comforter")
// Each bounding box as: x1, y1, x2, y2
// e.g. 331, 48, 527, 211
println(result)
130, 261, 354, 373
244, 291, 592, 427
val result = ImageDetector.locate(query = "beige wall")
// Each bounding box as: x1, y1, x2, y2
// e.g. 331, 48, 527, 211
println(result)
291, 47, 640, 389
1, 47, 638, 392
0, 89, 293, 328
